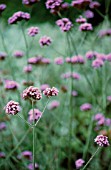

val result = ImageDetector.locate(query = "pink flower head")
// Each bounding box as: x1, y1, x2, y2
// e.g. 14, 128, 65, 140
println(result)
76, 16, 87, 24
61, 72, 72, 79
27, 163, 39, 170
105, 118, 111, 126
0, 152, 5, 158
61, 2, 70, 9
75, 159, 85, 169
92, 59, 104, 68
18, 151, 32, 160
47, 100, 60, 110
99, 29, 111, 37
0, 52, 7, 60
22, 0, 39, 5
72, 90, 78, 97
41, 58, 51, 64
4, 80, 18, 90
94, 135, 110, 147
84, 10, 94, 19
22, 86, 42, 100
107, 96, 111, 102
5, 100, 21, 115
79, 23, 93, 31
39, 36, 52, 47
96, 53, 106, 61
28, 56, 42, 64
89, 1, 100, 9
0, 4, 6, 14
94, 113, 104, 121
54, 57, 64, 65
66, 57, 71, 63
106, 53, 111, 62
56, 18, 73, 32
71, 0, 91, 9
28, 27, 39, 37
0, 122, 6, 131
23, 65, 32, 73
43, 87, 59, 97
40, 84, 50, 91
80, 103, 92, 111
28, 108, 42, 122
8, 11, 30, 24
71, 55, 85, 64
45, 0, 63, 9
86, 51, 97, 60
72, 72, 80, 80
13, 50, 24, 58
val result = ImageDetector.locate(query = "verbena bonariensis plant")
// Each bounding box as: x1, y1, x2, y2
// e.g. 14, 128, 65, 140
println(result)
0, 0, 111, 169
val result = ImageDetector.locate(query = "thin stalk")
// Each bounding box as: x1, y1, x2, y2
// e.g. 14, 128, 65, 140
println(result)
21, 23, 29, 82
35, 98, 50, 126
17, 114, 33, 128
32, 100, 35, 170
81, 147, 100, 170
67, 33, 73, 170
83, 116, 93, 159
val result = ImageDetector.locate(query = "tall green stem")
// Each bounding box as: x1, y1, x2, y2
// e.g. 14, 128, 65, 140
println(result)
32, 100, 35, 170
82, 147, 100, 170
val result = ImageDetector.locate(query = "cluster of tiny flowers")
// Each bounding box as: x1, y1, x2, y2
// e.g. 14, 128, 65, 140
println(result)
89, 1, 100, 9
28, 56, 51, 65
99, 29, 111, 37
66, 55, 85, 64
43, 87, 59, 97
71, 0, 91, 9
4, 80, 18, 90
23, 65, 32, 73
0, 4, 6, 14
107, 96, 111, 102
84, 10, 94, 19
56, 18, 73, 32
39, 36, 52, 47
13, 50, 24, 58
47, 100, 60, 110
46, 0, 63, 9
0, 52, 7, 60
61, 72, 80, 80
27, 163, 39, 170
79, 23, 93, 31
22, 86, 42, 100
75, 159, 85, 169
17, 151, 32, 160
28, 109, 42, 122
92, 59, 104, 68
94, 135, 110, 147
5, 100, 21, 115
76, 16, 86, 24
94, 113, 111, 128
8, 11, 30, 24
28, 27, 39, 37
86, 51, 97, 60
80, 103, 92, 111
54, 57, 64, 65
22, 0, 39, 5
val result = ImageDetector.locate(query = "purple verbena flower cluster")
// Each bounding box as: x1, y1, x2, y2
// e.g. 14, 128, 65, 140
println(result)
5, 100, 21, 115
94, 135, 110, 147
22, 86, 42, 100
43, 87, 59, 97
56, 18, 73, 32
8, 11, 30, 24
28, 27, 39, 37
